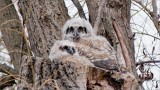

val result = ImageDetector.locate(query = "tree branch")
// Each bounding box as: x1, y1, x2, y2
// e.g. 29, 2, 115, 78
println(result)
71, 0, 86, 19
151, 0, 159, 31
0, 63, 17, 75
112, 20, 132, 73
133, 0, 160, 33
136, 60, 160, 66
133, 0, 151, 14
134, 32, 160, 40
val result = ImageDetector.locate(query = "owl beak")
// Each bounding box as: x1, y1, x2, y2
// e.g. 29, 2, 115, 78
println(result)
67, 47, 75, 55
73, 32, 80, 41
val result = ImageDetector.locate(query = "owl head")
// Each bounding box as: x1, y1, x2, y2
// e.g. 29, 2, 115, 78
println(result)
61, 18, 95, 42
49, 40, 79, 61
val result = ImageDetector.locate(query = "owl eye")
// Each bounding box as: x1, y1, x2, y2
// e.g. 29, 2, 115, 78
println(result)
78, 27, 87, 33
72, 47, 75, 53
66, 27, 74, 34
59, 45, 68, 50
83, 27, 87, 33
63, 45, 68, 50
78, 27, 83, 32
59, 46, 63, 50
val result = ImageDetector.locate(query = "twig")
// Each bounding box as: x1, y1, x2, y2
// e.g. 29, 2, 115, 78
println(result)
0, 0, 18, 12
133, 0, 160, 33
151, 0, 158, 30
134, 32, 160, 40
54, 80, 61, 90
20, 0, 36, 88
93, 0, 105, 34
131, 1, 152, 20
133, 0, 151, 14
136, 60, 160, 66
0, 19, 21, 27
71, 0, 86, 19
0, 63, 17, 75
112, 20, 132, 73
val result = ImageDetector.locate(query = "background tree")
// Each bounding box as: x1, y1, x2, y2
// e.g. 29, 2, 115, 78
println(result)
0, 0, 160, 89
0, 0, 27, 89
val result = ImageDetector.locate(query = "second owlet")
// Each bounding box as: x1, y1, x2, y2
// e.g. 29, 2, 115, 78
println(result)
61, 18, 120, 71
48, 40, 93, 66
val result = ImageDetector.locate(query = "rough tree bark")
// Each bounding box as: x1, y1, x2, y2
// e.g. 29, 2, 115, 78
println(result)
18, 0, 69, 58
0, 0, 27, 74
18, 55, 137, 90
0, 0, 28, 89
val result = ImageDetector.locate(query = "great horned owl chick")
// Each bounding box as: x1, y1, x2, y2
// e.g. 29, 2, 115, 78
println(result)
61, 18, 119, 71
61, 18, 95, 41
61, 18, 115, 55
48, 40, 93, 66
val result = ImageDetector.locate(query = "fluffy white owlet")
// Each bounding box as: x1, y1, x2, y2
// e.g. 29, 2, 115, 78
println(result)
61, 18, 119, 71
48, 40, 93, 66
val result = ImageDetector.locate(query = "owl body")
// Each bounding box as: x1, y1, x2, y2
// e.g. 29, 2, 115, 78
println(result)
75, 39, 119, 71
61, 18, 119, 70
61, 18, 115, 57
76, 43, 112, 61
49, 40, 93, 66
49, 40, 79, 61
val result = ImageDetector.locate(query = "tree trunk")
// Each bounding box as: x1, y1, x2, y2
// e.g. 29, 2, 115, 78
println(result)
16, 0, 139, 90
18, 56, 137, 90
0, 0, 27, 74
18, 0, 69, 58
0, 0, 28, 89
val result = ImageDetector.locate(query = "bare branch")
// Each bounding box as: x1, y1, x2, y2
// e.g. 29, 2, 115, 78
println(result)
134, 32, 160, 40
0, 63, 17, 75
151, 0, 159, 30
112, 20, 132, 73
136, 60, 160, 66
0, 0, 17, 12
133, 0, 151, 14
131, 1, 152, 20
71, 0, 86, 19
133, 0, 160, 33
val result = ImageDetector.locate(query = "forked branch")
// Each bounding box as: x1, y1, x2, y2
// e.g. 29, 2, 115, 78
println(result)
133, 0, 160, 33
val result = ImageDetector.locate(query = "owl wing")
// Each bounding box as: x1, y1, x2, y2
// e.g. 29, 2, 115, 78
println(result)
78, 36, 116, 59
92, 58, 120, 71
77, 36, 120, 70
76, 43, 119, 71
76, 43, 113, 61
92, 36, 115, 53
78, 36, 114, 53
